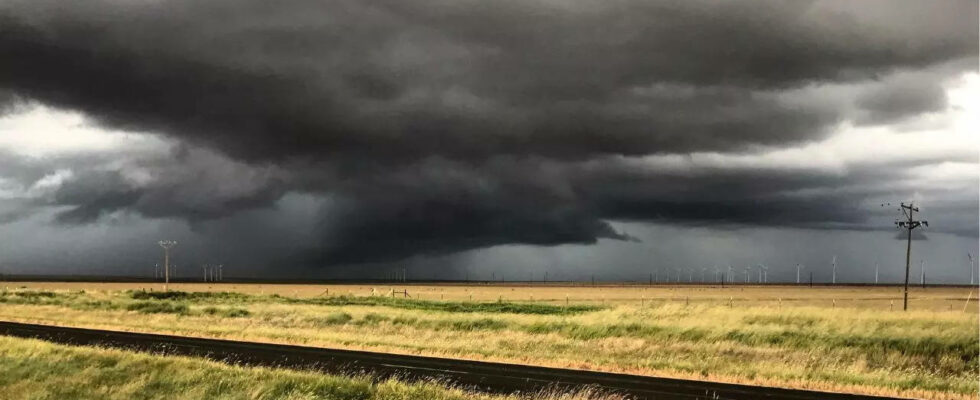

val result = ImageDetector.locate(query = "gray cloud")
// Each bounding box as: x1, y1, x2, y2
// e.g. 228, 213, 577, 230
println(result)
0, 0, 974, 161
0, 0, 975, 266
50, 146, 288, 224
856, 76, 949, 125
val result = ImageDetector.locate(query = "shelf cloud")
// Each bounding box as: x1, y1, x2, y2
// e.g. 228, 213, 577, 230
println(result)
0, 0, 975, 268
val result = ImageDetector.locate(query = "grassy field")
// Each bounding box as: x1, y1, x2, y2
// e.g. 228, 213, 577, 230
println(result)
0, 335, 612, 400
0, 283, 976, 399
8, 281, 977, 311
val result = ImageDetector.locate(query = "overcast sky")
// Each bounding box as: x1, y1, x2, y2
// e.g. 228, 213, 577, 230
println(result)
0, 0, 977, 282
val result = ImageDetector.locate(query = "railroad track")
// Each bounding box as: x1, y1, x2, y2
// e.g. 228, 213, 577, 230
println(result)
0, 321, 908, 400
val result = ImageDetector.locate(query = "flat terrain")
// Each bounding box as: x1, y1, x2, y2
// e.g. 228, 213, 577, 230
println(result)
0, 282, 976, 399
8, 281, 977, 312
3, 321, 900, 400
0, 335, 608, 400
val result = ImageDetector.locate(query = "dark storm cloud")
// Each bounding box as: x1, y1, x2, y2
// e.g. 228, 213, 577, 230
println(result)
0, 0, 975, 161
53, 148, 288, 224
568, 157, 929, 228
894, 229, 929, 241
0, 0, 975, 265
0, 145, 288, 225
856, 78, 949, 125
311, 194, 633, 264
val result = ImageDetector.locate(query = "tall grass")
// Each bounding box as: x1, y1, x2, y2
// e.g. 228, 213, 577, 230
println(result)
127, 290, 601, 314
0, 288, 975, 399
0, 336, 619, 400
129, 290, 253, 304
286, 295, 602, 315
126, 301, 190, 315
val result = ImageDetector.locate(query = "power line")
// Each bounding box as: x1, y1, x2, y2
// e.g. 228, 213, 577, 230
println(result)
892, 202, 927, 311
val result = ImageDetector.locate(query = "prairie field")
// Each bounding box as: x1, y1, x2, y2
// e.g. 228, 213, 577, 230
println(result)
0, 335, 612, 400
0, 282, 977, 400
9, 281, 977, 312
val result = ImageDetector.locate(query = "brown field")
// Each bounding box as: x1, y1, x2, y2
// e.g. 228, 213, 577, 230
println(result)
0, 281, 977, 399
5, 281, 977, 312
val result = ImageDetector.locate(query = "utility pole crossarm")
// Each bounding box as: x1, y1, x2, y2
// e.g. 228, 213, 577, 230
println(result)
893, 202, 927, 311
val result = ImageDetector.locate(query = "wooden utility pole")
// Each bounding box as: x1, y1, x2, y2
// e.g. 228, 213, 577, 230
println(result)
896, 202, 927, 311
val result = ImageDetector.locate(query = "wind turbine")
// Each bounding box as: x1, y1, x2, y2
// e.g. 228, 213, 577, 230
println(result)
728, 265, 734, 283
744, 265, 751, 283
701, 267, 707, 283
969, 253, 974, 285
158, 240, 177, 291
874, 261, 879, 285
831, 255, 837, 284
796, 264, 805, 284
714, 266, 721, 282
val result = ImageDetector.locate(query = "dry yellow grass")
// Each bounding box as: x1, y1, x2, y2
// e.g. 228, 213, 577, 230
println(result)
0, 335, 620, 400
0, 283, 976, 400
8, 281, 976, 312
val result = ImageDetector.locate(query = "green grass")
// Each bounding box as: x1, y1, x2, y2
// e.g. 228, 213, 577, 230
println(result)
127, 301, 190, 315
129, 290, 252, 302
283, 295, 602, 315
0, 289, 79, 305
201, 306, 251, 318
0, 289, 120, 312
0, 336, 613, 400
129, 290, 600, 315
313, 312, 353, 326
